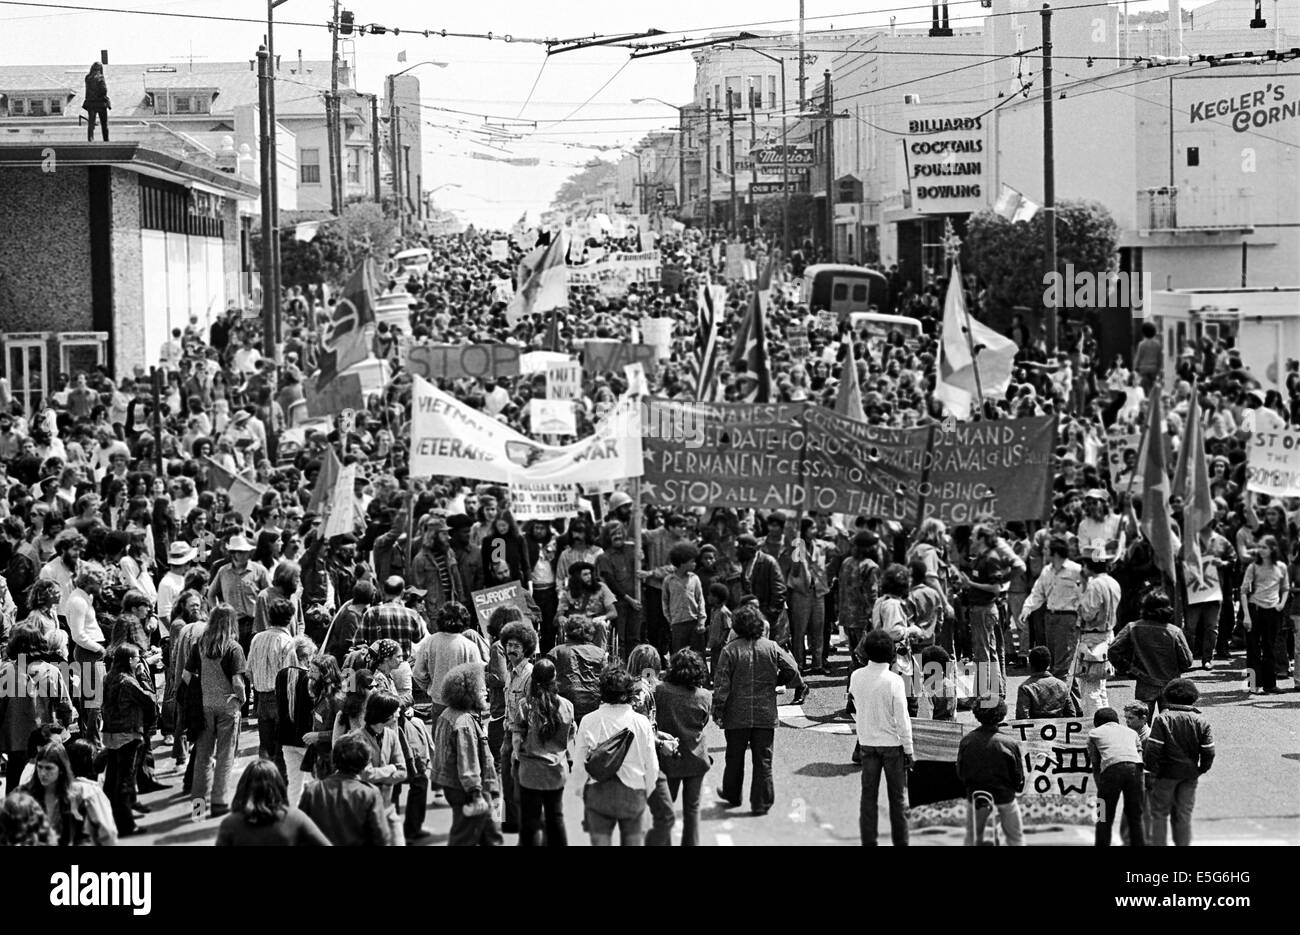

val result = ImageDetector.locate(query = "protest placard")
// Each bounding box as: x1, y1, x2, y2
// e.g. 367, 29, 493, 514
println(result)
520, 351, 572, 376
640, 317, 674, 361
1106, 431, 1143, 487
786, 325, 810, 359
581, 341, 658, 378
510, 483, 583, 521
545, 361, 583, 400
490, 239, 509, 261
1005, 717, 1095, 824
303, 372, 364, 417
470, 582, 532, 630
1246, 427, 1300, 496
641, 400, 1055, 523
323, 463, 357, 539
725, 243, 746, 280
623, 362, 648, 397
529, 398, 577, 436
816, 310, 837, 333
405, 344, 521, 382
567, 251, 662, 298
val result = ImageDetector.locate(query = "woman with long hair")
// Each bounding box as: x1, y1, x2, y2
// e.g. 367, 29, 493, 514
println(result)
575, 663, 659, 847
1, 625, 75, 793
332, 667, 375, 745
481, 510, 528, 587
1242, 534, 1290, 696
0, 791, 53, 846
350, 691, 408, 845
557, 562, 617, 651
214, 758, 329, 846
101, 643, 156, 836
303, 654, 345, 780
20, 742, 78, 845
511, 656, 574, 846
252, 528, 283, 571
182, 603, 248, 817
21, 580, 60, 636
650, 649, 713, 846
150, 496, 177, 568
548, 617, 607, 722
525, 520, 559, 651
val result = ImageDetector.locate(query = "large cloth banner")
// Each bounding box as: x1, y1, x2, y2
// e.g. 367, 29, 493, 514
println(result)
405, 344, 521, 381
1245, 427, 1300, 497
641, 400, 1054, 523
567, 250, 661, 297
409, 376, 642, 484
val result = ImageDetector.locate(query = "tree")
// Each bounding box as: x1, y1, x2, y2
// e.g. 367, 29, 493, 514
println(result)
965, 199, 1119, 312
254, 202, 399, 289
552, 160, 618, 210
754, 193, 816, 247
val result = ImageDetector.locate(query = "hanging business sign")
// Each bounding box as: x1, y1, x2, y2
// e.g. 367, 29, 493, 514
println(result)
754, 143, 815, 174
903, 106, 987, 215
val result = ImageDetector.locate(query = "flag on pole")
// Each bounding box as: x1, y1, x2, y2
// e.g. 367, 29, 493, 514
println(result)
397, 50, 407, 63
933, 261, 1018, 419
689, 281, 726, 402
993, 184, 1040, 223
834, 332, 867, 422
507, 231, 568, 326
730, 257, 774, 403
315, 259, 378, 391
1140, 387, 1178, 584
308, 445, 342, 515
228, 474, 269, 522
1173, 391, 1214, 586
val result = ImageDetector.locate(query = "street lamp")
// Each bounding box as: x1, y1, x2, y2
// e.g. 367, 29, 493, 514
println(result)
386, 61, 447, 232
392, 59, 449, 77
741, 47, 792, 257
631, 97, 689, 223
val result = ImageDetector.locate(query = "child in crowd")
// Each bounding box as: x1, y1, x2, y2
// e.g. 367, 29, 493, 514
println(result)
663, 542, 705, 655
704, 582, 733, 679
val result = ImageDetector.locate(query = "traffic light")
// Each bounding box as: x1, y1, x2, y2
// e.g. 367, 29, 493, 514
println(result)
339, 10, 354, 34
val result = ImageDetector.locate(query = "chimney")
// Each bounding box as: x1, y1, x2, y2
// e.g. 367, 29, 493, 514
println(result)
298, 49, 303, 74
1168, 0, 1182, 56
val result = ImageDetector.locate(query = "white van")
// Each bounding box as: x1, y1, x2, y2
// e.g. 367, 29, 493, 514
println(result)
848, 312, 923, 343
393, 247, 432, 277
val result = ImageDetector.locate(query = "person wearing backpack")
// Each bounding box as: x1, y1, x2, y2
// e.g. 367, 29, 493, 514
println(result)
574, 663, 658, 846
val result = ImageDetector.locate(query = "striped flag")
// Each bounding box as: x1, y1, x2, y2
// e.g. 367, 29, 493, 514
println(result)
729, 256, 775, 403
1173, 391, 1213, 586
687, 280, 727, 401
315, 259, 378, 391
1140, 387, 1178, 584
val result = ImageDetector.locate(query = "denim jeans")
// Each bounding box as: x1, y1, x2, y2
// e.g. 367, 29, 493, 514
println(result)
1147, 776, 1198, 846
518, 785, 566, 846
256, 690, 285, 780
788, 590, 825, 670
669, 775, 704, 846
965, 798, 1025, 846
104, 740, 141, 834
1246, 605, 1281, 691
721, 728, 775, 812
1183, 600, 1220, 665
192, 705, 241, 808
443, 786, 503, 846
859, 745, 909, 846
969, 603, 1007, 702
1044, 611, 1079, 680
1095, 761, 1145, 846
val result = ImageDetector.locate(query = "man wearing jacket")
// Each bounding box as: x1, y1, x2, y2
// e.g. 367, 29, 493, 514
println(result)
1110, 590, 1193, 722
735, 534, 787, 642
1144, 678, 1215, 846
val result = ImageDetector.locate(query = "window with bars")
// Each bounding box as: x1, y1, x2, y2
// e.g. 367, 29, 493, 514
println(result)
174, 95, 191, 114
138, 176, 225, 238
28, 98, 45, 116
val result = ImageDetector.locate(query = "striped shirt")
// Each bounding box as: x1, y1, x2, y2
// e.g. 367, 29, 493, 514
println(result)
247, 626, 297, 693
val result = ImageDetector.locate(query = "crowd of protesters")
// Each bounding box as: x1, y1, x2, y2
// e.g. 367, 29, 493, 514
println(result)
0, 221, 1292, 848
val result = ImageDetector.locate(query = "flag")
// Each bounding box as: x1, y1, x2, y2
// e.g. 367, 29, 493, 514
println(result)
1140, 388, 1178, 584
993, 184, 1040, 223
933, 261, 1018, 419
507, 231, 568, 326
397, 50, 407, 63
685, 281, 726, 401
730, 257, 774, 403
203, 457, 256, 493
834, 333, 867, 422
308, 445, 342, 514
315, 259, 378, 391
228, 474, 268, 522
1173, 391, 1214, 586
323, 463, 359, 540
543, 309, 562, 352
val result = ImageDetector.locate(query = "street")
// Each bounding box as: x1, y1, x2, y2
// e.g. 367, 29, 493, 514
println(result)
123, 640, 1300, 847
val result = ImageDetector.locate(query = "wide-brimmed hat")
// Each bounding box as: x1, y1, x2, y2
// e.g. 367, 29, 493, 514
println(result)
167, 542, 197, 564
226, 534, 255, 552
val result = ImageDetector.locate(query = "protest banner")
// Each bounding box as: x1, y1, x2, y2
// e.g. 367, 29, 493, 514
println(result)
660, 264, 685, 291
405, 344, 521, 382
641, 400, 1055, 523
410, 376, 642, 484
567, 251, 662, 297
529, 398, 577, 436
581, 340, 658, 378
470, 582, 532, 630
323, 463, 358, 539
1246, 426, 1300, 496
785, 325, 810, 359
545, 361, 584, 400
510, 483, 583, 521
1106, 431, 1143, 487
1005, 717, 1095, 824
490, 239, 509, 261
640, 317, 674, 361
303, 372, 364, 417
816, 310, 837, 333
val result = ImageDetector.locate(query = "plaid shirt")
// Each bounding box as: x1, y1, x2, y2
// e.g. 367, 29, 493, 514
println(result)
354, 601, 427, 657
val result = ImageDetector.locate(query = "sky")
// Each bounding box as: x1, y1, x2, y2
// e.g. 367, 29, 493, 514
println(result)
0, 0, 1213, 227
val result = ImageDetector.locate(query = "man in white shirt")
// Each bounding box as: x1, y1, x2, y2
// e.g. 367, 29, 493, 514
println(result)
1019, 537, 1084, 679
157, 541, 196, 620
67, 564, 108, 747
231, 336, 264, 376
481, 377, 511, 417
38, 529, 85, 617
850, 629, 914, 846
247, 598, 298, 778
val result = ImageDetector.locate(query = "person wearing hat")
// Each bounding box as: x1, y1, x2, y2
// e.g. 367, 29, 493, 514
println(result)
1076, 548, 1122, 717
157, 541, 197, 620
446, 513, 485, 598
206, 534, 271, 658
1077, 489, 1132, 563
410, 516, 466, 626
606, 490, 634, 527
596, 520, 641, 661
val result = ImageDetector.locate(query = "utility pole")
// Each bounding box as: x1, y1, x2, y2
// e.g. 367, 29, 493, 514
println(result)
678, 107, 686, 223
393, 101, 404, 232
370, 93, 381, 203
727, 89, 738, 237
328, 0, 341, 214
749, 81, 757, 234
704, 96, 713, 238
256, 46, 278, 359
265, 1, 282, 346
1042, 3, 1057, 354
798, 0, 806, 107
824, 69, 835, 262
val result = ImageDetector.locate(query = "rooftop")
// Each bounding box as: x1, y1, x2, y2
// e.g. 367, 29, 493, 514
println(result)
0, 141, 260, 199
